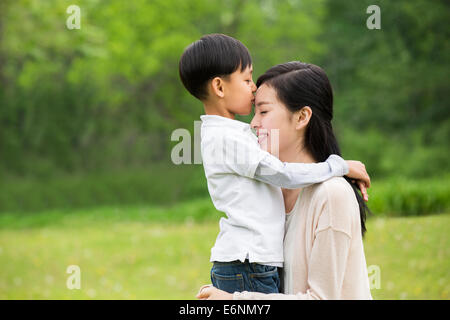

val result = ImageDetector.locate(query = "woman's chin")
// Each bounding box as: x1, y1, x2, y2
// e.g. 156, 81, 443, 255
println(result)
258, 141, 271, 153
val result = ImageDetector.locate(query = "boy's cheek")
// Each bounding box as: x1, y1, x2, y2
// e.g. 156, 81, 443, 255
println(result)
241, 105, 253, 116
247, 102, 253, 113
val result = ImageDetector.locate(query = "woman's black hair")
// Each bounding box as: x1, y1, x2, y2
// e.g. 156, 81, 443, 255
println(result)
256, 61, 370, 237
179, 33, 252, 100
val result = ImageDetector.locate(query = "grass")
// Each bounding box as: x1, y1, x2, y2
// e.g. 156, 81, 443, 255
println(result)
363, 214, 449, 299
0, 203, 448, 299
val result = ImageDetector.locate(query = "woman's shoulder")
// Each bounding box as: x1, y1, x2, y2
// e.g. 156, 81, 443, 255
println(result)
309, 176, 355, 201
306, 177, 360, 236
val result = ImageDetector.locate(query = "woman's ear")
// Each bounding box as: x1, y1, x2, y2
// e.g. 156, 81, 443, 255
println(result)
295, 106, 312, 130
210, 77, 225, 98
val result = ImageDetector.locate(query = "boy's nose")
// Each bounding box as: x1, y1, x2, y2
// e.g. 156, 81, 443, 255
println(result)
251, 81, 257, 92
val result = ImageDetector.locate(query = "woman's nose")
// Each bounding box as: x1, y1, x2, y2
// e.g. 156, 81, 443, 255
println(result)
250, 116, 259, 129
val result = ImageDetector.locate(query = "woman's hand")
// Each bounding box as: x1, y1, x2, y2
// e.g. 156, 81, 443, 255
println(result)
196, 285, 233, 300
345, 160, 370, 202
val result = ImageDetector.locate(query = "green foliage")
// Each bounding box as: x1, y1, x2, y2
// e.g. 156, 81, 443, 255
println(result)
0, 164, 208, 213
321, 0, 450, 178
0, 0, 327, 174
0, 0, 448, 208
0, 165, 448, 217
368, 176, 450, 216
338, 127, 450, 179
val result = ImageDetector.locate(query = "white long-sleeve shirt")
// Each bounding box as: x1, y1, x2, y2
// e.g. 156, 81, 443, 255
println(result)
233, 177, 372, 300
200, 115, 348, 265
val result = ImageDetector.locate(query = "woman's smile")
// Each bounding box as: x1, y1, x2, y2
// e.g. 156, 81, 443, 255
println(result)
257, 129, 269, 144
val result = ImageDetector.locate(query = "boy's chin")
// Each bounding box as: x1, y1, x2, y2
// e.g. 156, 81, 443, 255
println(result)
236, 107, 253, 116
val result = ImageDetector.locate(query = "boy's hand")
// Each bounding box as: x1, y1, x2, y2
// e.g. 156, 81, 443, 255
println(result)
345, 160, 370, 202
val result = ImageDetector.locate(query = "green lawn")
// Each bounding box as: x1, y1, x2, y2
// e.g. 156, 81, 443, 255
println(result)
0, 204, 448, 299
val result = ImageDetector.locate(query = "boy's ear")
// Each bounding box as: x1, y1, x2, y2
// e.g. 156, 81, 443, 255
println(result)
210, 77, 225, 98
295, 106, 312, 130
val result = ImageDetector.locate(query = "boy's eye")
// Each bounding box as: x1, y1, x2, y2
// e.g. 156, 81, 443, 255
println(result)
260, 111, 267, 115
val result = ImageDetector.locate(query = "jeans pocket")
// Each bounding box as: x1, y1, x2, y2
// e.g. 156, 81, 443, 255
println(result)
211, 270, 245, 293
250, 266, 280, 294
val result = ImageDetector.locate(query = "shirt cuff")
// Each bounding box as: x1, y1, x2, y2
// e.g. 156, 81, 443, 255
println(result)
326, 155, 348, 176
245, 151, 270, 179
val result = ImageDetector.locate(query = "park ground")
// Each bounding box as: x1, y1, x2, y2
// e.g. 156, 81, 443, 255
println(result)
0, 201, 448, 299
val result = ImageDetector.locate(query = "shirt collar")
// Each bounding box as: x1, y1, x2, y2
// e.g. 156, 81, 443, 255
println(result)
200, 115, 250, 131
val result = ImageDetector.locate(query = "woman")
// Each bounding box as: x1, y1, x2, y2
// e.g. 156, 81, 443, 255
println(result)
197, 61, 372, 300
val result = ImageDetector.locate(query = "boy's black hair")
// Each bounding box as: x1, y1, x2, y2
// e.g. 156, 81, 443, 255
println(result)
179, 33, 252, 100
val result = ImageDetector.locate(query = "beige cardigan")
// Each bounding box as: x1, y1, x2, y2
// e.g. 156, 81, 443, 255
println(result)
233, 177, 372, 300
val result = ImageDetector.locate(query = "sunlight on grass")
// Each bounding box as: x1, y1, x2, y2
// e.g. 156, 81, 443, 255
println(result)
0, 209, 448, 299
364, 214, 449, 300
0, 220, 216, 299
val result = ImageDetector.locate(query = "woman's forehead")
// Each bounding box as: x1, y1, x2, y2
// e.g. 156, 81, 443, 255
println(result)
255, 84, 276, 103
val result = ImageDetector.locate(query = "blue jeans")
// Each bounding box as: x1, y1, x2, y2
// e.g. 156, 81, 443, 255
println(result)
211, 260, 281, 294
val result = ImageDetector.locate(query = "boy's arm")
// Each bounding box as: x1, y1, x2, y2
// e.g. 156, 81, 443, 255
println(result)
208, 129, 369, 194
253, 154, 348, 189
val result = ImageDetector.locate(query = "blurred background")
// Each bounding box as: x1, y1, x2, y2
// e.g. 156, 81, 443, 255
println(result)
0, 0, 448, 299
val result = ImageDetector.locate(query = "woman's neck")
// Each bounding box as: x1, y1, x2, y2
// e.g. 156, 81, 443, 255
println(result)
280, 143, 316, 213
279, 142, 316, 164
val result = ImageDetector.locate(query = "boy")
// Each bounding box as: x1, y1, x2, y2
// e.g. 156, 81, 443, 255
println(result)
179, 34, 370, 294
